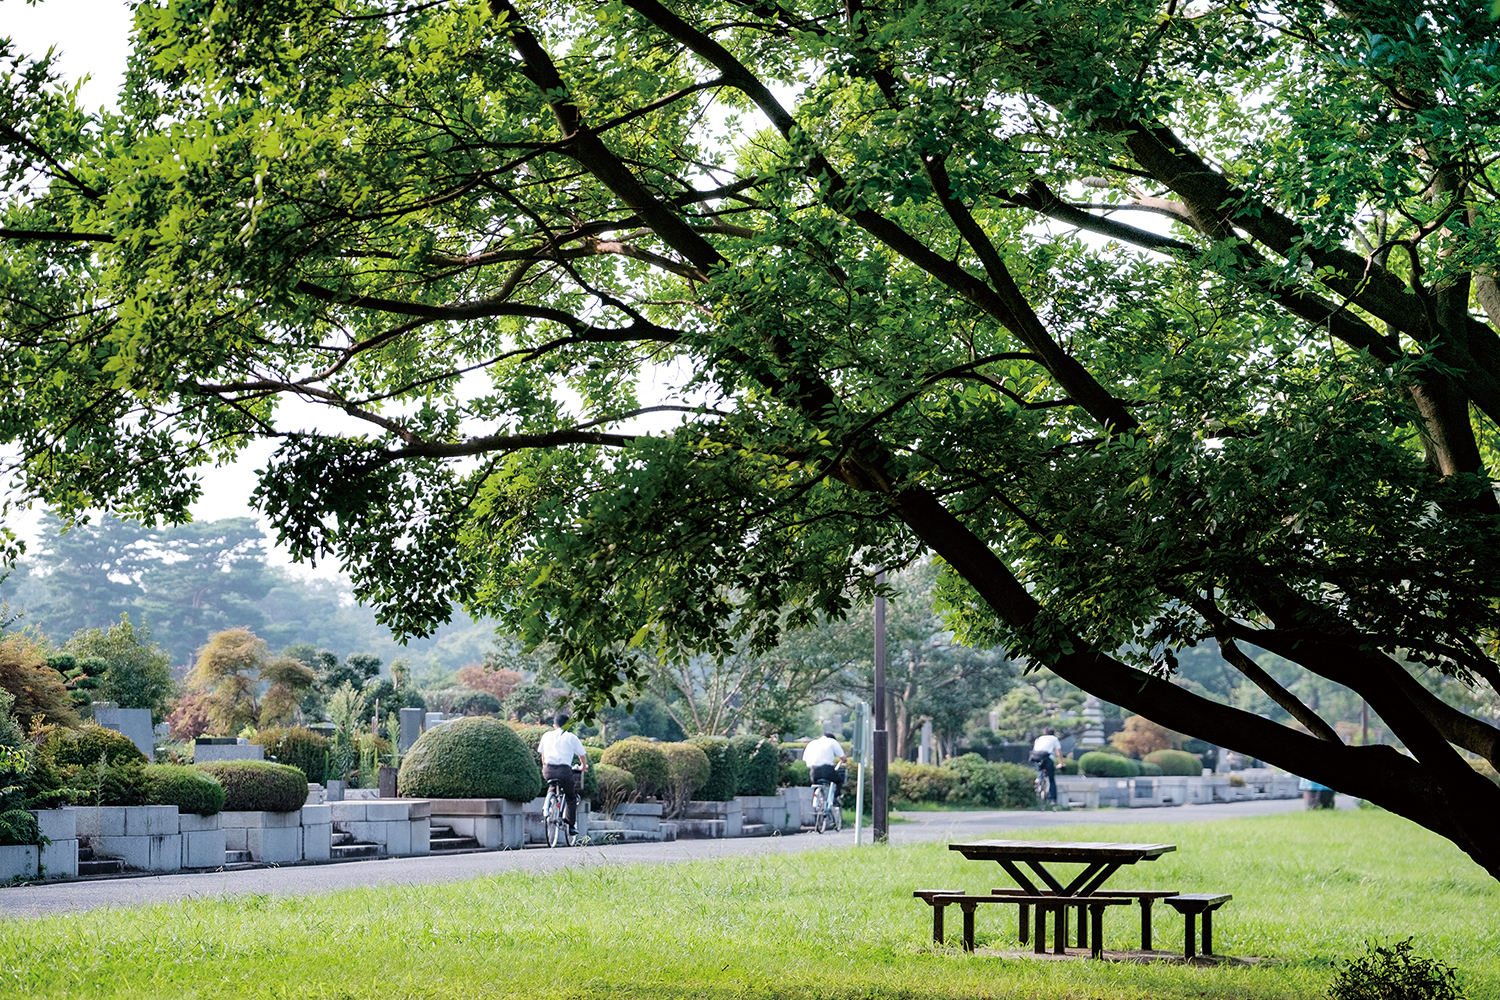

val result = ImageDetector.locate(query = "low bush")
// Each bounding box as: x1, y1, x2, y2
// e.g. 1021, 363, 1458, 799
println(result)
600, 738, 669, 799
1056, 756, 1079, 775
661, 741, 711, 817
888, 761, 955, 803
730, 735, 778, 796
688, 736, 742, 802
780, 759, 809, 788
941, 754, 1037, 808
42, 724, 146, 769
592, 763, 636, 816
143, 764, 225, 815
1139, 761, 1163, 776
1144, 749, 1202, 776
40, 725, 149, 805
398, 717, 544, 801
1328, 937, 1463, 1000
252, 727, 329, 784
1079, 751, 1141, 778
194, 760, 309, 812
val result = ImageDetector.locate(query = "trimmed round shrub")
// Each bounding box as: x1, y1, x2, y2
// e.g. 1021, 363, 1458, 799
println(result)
1138, 761, 1163, 777
888, 761, 954, 803
730, 734, 779, 796
780, 759, 810, 788
397, 716, 543, 802
1144, 749, 1202, 776
661, 741, 711, 815
600, 738, 669, 799
688, 736, 742, 802
1079, 751, 1141, 778
43, 723, 147, 768
143, 764, 225, 815
253, 727, 329, 784
195, 761, 310, 812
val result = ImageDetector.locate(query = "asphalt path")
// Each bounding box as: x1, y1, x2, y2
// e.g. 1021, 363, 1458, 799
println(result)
1, 797, 1346, 919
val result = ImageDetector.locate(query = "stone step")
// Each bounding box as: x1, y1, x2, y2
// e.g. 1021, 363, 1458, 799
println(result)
428, 836, 481, 853
225, 850, 252, 864
78, 857, 124, 876
741, 823, 771, 837
330, 842, 380, 860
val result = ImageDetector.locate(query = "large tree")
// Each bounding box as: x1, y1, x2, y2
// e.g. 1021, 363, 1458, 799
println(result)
4, 0, 1500, 874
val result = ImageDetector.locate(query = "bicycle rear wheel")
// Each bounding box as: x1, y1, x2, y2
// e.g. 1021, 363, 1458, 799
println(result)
813, 786, 827, 834
545, 790, 564, 847
831, 794, 842, 832
1034, 770, 1052, 809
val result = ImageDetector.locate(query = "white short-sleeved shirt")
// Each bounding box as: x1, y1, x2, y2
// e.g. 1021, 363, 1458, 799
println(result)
1032, 734, 1062, 759
802, 736, 846, 768
539, 728, 587, 766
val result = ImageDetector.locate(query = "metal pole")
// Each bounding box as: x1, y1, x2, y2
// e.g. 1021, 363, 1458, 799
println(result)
873, 569, 888, 843
853, 701, 867, 846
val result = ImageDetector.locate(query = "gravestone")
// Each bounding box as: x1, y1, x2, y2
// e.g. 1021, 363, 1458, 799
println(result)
94, 705, 155, 759
399, 707, 424, 752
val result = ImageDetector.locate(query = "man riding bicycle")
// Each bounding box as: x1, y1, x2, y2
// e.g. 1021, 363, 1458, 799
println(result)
1030, 726, 1061, 805
802, 729, 848, 806
539, 711, 589, 840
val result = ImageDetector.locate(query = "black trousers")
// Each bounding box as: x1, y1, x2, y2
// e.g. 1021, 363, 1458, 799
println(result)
544, 764, 579, 829
810, 763, 846, 804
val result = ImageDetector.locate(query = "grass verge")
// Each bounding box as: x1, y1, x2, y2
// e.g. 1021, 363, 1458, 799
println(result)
1, 809, 1492, 999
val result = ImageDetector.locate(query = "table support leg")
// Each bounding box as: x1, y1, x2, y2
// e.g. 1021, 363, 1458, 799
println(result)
1203, 908, 1213, 956
1034, 905, 1046, 954
1184, 912, 1196, 960
1141, 898, 1153, 951
1018, 903, 1029, 945
1090, 904, 1105, 960
962, 902, 976, 952
1076, 903, 1087, 949
1054, 905, 1067, 955
933, 902, 945, 944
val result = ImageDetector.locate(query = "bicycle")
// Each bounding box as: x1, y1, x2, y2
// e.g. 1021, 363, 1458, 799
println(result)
1033, 758, 1054, 810
811, 777, 843, 834
544, 766, 583, 847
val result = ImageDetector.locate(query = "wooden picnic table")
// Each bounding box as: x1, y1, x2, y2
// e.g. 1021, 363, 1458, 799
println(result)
948, 839, 1176, 897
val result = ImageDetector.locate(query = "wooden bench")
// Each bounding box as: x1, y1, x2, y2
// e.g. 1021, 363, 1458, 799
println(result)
915, 892, 1131, 958
1162, 893, 1232, 958
992, 888, 1181, 951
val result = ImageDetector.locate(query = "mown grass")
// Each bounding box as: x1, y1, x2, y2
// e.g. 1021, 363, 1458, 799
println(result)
1, 809, 1493, 999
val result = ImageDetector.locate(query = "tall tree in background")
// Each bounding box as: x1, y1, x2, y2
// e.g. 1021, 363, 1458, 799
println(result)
63, 614, 174, 724
5, 1, 1500, 876
136, 518, 276, 665
181, 628, 267, 735
19, 515, 148, 639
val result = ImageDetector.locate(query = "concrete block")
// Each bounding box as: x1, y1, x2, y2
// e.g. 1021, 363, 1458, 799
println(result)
343, 820, 390, 848
301, 823, 331, 862
1129, 778, 1163, 807
247, 825, 301, 863
384, 819, 411, 856
445, 816, 503, 847
224, 826, 247, 852
181, 828, 226, 868
125, 805, 179, 837
0, 844, 38, 880
149, 834, 182, 872
192, 743, 265, 763
408, 819, 429, 856
404, 799, 431, 819
306, 784, 326, 806
95, 836, 152, 870
365, 801, 410, 822
39, 838, 78, 878
329, 801, 368, 823
1158, 777, 1189, 806
300, 804, 331, 826
400, 707, 423, 752
220, 810, 301, 830
427, 798, 506, 816
178, 812, 222, 833
31, 808, 76, 842
75, 806, 127, 839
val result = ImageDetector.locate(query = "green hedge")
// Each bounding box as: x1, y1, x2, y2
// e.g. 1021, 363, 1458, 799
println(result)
1144, 749, 1203, 776
1139, 761, 1163, 777
397, 717, 544, 801
143, 764, 225, 815
253, 727, 329, 784
43, 724, 146, 768
942, 753, 1037, 808
688, 736, 742, 802
661, 741, 711, 809
195, 761, 309, 812
780, 759, 809, 788
1079, 751, 1141, 777
888, 761, 954, 802
731, 735, 779, 796
600, 738, 669, 799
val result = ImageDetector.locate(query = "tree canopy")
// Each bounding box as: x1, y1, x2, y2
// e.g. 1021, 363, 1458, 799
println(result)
5, 0, 1500, 875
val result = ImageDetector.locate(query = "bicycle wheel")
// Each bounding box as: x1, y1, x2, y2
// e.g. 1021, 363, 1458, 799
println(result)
831, 793, 842, 832
545, 790, 563, 847
1034, 770, 1051, 809
813, 786, 827, 834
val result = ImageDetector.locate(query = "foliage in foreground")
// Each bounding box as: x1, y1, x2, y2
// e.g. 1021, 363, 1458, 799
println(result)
1329, 938, 1465, 1000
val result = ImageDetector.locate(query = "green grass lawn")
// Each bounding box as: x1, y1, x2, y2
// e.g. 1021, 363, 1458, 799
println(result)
1, 809, 1493, 999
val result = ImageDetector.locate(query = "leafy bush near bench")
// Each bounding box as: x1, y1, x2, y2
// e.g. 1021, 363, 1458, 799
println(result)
688, 736, 742, 801
143, 764, 225, 815
195, 760, 309, 812
888, 761, 954, 803
943, 754, 1036, 808
730, 735, 778, 796
1144, 749, 1202, 776
398, 717, 544, 801
601, 738, 669, 799
253, 727, 329, 784
1079, 751, 1142, 778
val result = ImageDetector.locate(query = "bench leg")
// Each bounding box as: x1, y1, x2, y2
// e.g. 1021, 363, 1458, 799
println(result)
1019, 903, 1029, 945
1054, 905, 1067, 955
1140, 898, 1153, 951
1090, 904, 1105, 960
962, 902, 976, 952
1076, 903, 1087, 950
933, 902, 945, 945
1202, 908, 1213, 956
1183, 911, 1197, 960
1034, 905, 1046, 954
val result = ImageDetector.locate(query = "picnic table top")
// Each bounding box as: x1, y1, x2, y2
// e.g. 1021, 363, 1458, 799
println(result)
947, 840, 1177, 863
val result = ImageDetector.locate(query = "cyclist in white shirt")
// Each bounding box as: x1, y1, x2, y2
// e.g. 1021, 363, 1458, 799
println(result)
1030, 726, 1061, 804
803, 730, 849, 805
538, 712, 589, 837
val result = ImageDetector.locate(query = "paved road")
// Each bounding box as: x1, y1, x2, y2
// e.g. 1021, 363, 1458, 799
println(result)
1, 797, 1339, 919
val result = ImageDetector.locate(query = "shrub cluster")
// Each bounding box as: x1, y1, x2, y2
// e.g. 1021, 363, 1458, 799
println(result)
660, 742, 711, 817
730, 735, 778, 796
397, 717, 544, 801
253, 727, 330, 784
1328, 938, 1463, 1000
943, 754, 1037, 808
688, 736, 742, 801
600, 738, 669, 799
143, 764, 225, 815
591, 762, 637, 816
1079, 751, 1142, 778
41, 724, 149, 805
195, 760, 309, 812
